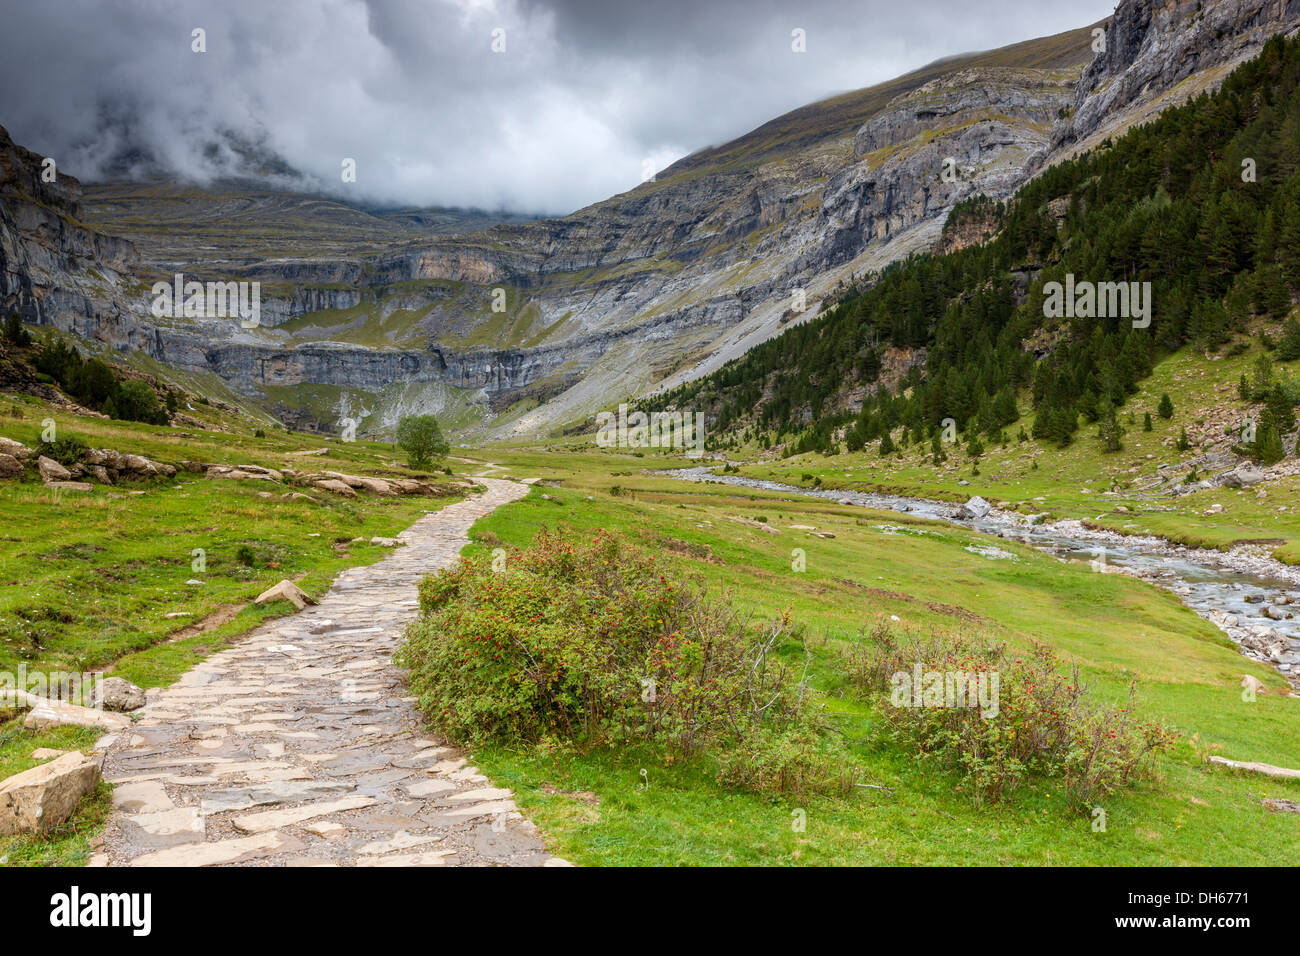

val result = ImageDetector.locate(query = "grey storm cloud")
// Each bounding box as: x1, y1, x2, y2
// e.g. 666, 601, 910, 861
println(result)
0, 0, 1114, 215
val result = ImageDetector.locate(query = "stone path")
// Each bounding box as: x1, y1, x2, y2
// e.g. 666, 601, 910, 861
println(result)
94, 477, 565, 867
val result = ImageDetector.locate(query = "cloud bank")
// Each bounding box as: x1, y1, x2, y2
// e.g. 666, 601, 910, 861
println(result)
0, 0, 1114, 214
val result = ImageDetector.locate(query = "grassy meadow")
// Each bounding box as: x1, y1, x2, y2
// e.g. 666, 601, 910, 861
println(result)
443, 443, 1298, 865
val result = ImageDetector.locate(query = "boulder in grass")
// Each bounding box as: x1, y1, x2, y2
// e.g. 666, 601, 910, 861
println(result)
353, 476, 395, 496
37, 455, 71, 482
0, 436, 31, 460
0, 751, 101, 836
255, 579, 317, 611
44, 481, 94, 492
1221, 463, 1265, 488
122, 454, 159, 477
0, 453, 23, 478
1241, 674, 1267, 697
313, 478, 357, 498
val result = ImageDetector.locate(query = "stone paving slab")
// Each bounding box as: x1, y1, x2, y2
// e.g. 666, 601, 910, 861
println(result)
98, 478, 569, 867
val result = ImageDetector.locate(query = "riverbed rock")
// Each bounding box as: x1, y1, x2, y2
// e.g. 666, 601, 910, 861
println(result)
0, 751, 101, 835
960, 496, 991, 519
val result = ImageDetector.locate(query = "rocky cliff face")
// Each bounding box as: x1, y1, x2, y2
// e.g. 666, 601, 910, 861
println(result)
4, 0, 1298, 441
811, 67, 1074, 270
0, 125, 135, 334
1049, 0, 1300, 161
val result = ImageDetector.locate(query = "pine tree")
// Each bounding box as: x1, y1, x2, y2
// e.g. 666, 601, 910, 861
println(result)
1176, 427, 1191, 451
1143, 411, 1153, 431
1277, 317, 1300, 361
1158, 394, 1175, 419
1096, 399, 1124, 452
1255, 414, 1285, 464
878, 432, 895, 456
930, 433, 947, 465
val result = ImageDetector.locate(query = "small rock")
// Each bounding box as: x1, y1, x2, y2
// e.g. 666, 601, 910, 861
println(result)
29, 748, 69, 760
370, 537, 401, 547
95, 676, 146, 712
254, 579, 317, 611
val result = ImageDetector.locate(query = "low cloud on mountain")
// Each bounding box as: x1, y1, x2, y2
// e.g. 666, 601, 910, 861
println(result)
0, 0, 1111, 214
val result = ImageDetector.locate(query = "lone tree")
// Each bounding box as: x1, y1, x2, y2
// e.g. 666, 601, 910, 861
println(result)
1096, 398, 1124, 453
396, 414, 449, 469
1157, 393, 1174, 419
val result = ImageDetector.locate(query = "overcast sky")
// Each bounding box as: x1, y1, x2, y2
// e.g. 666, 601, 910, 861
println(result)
0, 0, 1114, 215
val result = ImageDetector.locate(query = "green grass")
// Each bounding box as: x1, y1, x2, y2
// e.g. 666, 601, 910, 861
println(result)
443, 444, 1300, 865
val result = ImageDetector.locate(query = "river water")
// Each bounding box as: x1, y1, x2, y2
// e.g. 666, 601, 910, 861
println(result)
658, 466, 1300, 683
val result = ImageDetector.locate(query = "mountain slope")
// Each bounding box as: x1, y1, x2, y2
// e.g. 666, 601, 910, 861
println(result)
659, 28, 1300, 479
2, 0, 1297, 443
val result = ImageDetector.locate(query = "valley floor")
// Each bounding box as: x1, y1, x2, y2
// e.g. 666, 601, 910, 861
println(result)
1, 362, 1297, 865
441, 445, 1297, 865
